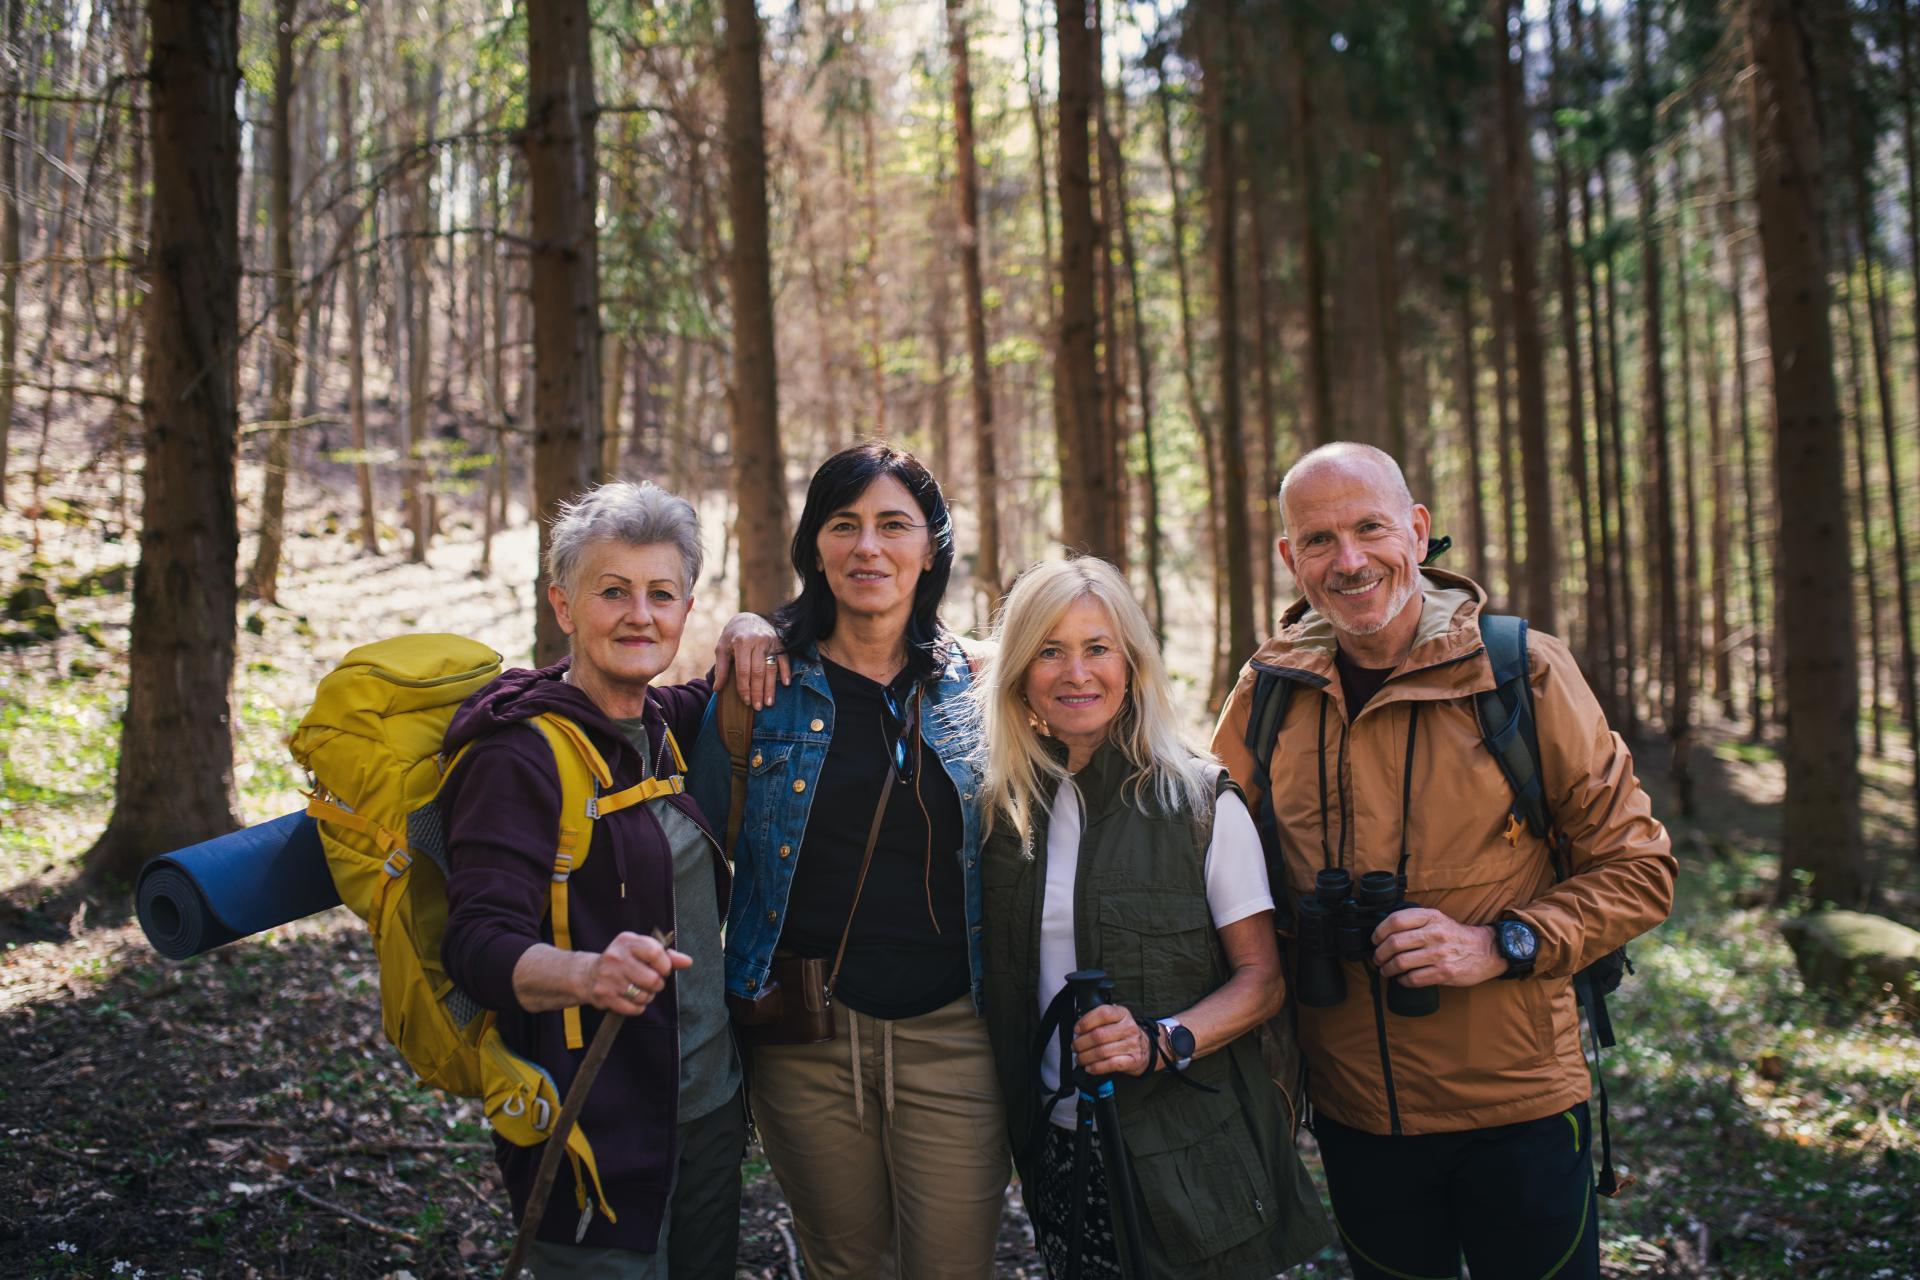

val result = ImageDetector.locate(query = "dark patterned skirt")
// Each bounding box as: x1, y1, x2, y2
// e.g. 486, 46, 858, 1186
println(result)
1027, 1121, 1125, 1279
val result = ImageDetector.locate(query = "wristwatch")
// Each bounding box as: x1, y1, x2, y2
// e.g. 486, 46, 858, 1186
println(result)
1494, 917, 1539, 979
1156, 1018, 1196, 1071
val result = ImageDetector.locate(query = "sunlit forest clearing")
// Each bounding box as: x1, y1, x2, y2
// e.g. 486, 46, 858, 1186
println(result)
2, 0, 1920, 1274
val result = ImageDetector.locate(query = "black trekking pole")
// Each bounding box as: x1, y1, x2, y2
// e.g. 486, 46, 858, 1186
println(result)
1065, 970, 1154, 1280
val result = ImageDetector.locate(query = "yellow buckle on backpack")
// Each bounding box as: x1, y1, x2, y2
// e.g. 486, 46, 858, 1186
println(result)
552, 850, 573, 885
383, 849, 413, 878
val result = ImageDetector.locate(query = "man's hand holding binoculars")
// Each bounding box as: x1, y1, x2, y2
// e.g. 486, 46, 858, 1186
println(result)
1371, 909, 1505, 987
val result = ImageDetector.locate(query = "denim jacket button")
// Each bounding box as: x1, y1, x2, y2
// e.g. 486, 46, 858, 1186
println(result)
963, 791, 973, 802
780, 844, 793, 858
751, 752, 763, 768
792, 779, 807, 794
746, 977, 759, 992
766, 910, 779, 923
810, 718, 825, 732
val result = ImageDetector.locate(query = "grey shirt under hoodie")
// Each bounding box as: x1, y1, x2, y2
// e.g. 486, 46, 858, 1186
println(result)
618, 716, 741, 1122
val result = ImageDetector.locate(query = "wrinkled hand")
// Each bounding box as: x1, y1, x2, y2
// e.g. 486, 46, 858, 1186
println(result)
712, 612, 789, 709
582, 931, 692, 1014
1070, 1004, 1154, 1078
1371, 908, 1505, 988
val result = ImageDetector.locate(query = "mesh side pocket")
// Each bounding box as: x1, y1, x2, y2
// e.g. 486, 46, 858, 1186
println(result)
408, 804, 449, 875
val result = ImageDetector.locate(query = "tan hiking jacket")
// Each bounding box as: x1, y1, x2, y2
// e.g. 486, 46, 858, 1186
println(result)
1210, 568, 1675, 1136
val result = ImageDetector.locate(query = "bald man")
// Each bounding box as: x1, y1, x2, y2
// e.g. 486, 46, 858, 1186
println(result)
1211, 443, 1674, 1280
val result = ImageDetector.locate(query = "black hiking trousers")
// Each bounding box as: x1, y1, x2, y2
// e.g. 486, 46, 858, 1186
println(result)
1313, 1102, 1600, 1280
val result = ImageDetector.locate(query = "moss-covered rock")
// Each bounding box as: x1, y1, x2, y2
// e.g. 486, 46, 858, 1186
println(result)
1780, 910, 1920, 1015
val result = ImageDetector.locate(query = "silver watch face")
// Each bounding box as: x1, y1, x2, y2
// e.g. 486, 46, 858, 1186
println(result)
1501, 920, 1538, 962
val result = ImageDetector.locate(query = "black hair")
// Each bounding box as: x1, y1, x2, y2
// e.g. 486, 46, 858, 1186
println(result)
772, 441, 956, 682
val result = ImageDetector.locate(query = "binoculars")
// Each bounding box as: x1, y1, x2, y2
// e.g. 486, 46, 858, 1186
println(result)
1294, 868, 1439, 1018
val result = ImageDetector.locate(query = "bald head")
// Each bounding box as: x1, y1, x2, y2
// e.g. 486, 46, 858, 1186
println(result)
1278, 443, 1416, 534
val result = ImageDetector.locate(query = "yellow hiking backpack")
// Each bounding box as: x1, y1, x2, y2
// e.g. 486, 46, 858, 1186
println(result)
287, 633, 687, 1227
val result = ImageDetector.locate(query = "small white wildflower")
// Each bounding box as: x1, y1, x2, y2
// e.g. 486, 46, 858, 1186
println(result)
53, 1241, 77, 1254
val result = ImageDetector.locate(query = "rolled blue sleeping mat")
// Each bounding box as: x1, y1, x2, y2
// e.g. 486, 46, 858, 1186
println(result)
135, 810, 342, 960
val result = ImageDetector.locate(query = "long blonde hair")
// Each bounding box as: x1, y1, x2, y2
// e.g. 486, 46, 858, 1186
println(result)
970, 556, 1213, 845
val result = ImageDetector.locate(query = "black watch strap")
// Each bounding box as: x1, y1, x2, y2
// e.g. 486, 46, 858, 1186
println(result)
1495, 917, 1538, 978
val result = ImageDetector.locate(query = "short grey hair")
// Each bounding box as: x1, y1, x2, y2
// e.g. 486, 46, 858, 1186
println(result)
1277, 441, 1417, 533
546, 481, 704, 596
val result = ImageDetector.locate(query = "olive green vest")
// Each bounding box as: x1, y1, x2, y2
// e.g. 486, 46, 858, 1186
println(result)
981, 742, 1331, 1278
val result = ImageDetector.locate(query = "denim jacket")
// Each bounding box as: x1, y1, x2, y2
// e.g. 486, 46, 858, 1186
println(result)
686, 641, 987, 1012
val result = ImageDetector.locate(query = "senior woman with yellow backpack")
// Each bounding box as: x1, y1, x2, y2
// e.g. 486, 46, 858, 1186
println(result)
439, 480, 772, 1279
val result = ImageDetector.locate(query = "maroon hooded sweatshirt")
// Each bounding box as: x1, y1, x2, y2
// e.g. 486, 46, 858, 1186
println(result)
439, 661, 726, 1253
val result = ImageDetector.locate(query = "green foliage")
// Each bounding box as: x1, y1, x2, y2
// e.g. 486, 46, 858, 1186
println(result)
1602, 847, 1920, 1276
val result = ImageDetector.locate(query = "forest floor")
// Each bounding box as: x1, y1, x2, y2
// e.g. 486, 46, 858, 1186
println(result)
1, 447, 1918, 1278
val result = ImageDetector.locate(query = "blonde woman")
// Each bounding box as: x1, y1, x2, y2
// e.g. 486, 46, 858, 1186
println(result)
972, 557, 1329, 1279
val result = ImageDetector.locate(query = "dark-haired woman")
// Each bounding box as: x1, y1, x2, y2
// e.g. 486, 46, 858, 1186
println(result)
688, 443, 1007, 1279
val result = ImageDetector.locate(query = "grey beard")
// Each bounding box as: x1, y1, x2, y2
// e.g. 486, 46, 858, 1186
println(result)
1326, 576, 1417, 637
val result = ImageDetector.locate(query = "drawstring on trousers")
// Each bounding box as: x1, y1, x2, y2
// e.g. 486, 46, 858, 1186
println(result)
847, 1009, 899, 1130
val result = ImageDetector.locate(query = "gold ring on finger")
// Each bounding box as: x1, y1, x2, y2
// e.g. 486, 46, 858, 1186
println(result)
622, 982, 640, 1001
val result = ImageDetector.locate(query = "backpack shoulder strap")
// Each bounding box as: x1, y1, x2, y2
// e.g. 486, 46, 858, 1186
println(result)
529, 713, 614, 1053
716, 692, 755, 857
1242, 667, 1301, 795
1241, 665, 1313, 923
1472, 614, 1551, 846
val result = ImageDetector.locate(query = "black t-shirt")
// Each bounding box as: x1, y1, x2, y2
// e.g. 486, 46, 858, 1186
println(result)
778, 656, 969, 1019
1334, 646, 1396, 720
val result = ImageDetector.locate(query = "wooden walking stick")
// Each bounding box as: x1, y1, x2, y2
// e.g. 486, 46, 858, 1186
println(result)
501, 931, 675, 1280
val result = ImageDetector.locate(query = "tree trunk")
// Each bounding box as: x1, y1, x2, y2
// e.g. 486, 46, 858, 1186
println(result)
1021, 0, 1057, 336
1597, 154, 1639, 736
1632, 0, 1689, 812
1200, 4, 1255, 682
722, 0, 790, 613
1289, 20, 1334, 445
1903, 0, 1920, 742
1054, 0, 1114, 559
1675, 150, 1704, 722
1107, 78, 1164, 642
525, 0, 604, 663
1849, 98, 1920, 781
1153, 58, 1225, 696
1248, 155, 1281, 631
1448, 124, 1492, 593
244, 0, 298, 604
1840, 260, 1887, 757
1720, 107, 1769, 737
859, 102, 888, 438
84, 0, 242, 886
0, 0, 20, 509
1704, 174, 1734, 720
948, 0, 1003, 609
1499, 0, 1557, 631
1746, 0, 1865, 907
1550, 0, 1602, 687
1093, 17, 1131, 572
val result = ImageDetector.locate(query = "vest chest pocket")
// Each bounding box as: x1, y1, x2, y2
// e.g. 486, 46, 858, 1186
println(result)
1095, 888, 1216, 1017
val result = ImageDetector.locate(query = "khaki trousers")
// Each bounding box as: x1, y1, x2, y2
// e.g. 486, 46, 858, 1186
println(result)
750, 992, 1010, 1279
